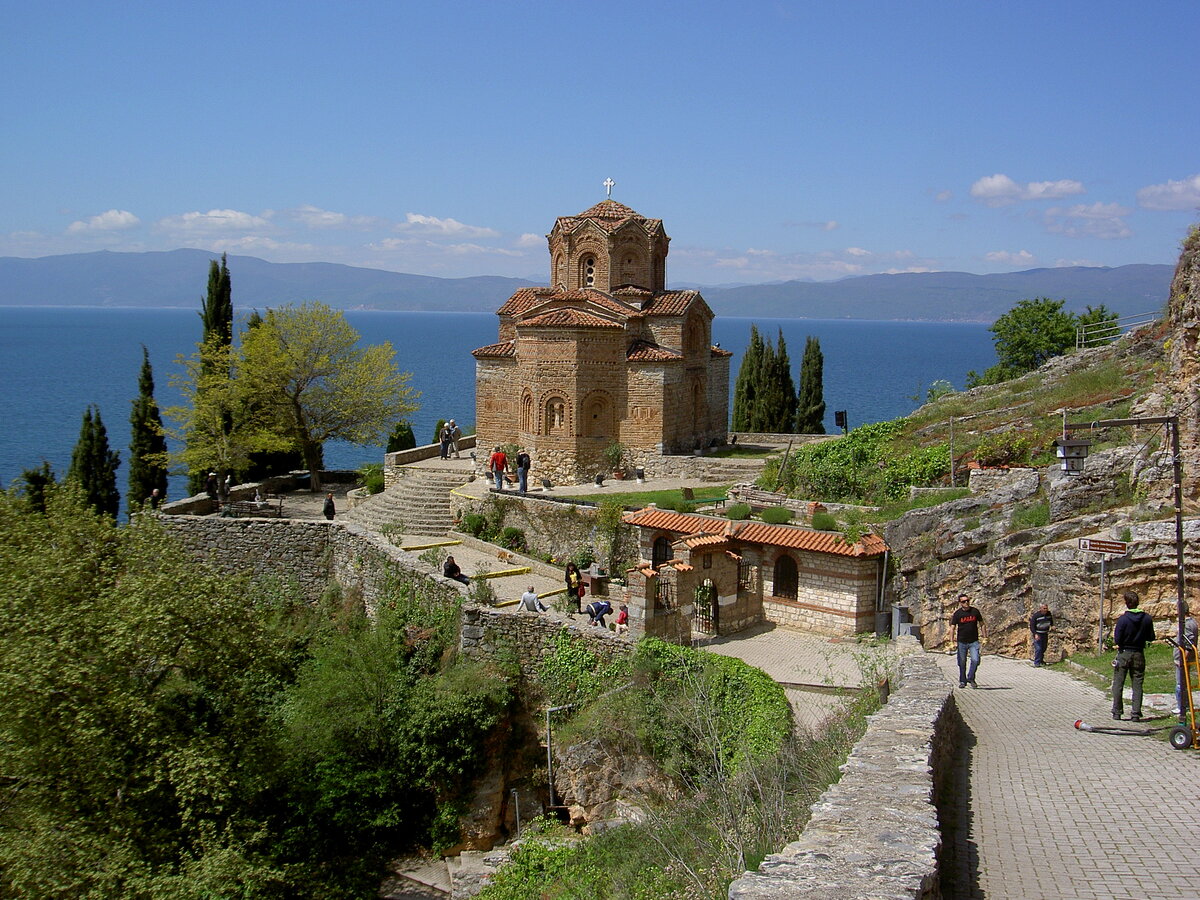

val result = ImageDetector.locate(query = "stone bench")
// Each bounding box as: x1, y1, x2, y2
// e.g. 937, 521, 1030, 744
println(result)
220, 498, 283, 518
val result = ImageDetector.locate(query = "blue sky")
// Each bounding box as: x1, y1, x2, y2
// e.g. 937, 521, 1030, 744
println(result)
2, 0, 1197, 284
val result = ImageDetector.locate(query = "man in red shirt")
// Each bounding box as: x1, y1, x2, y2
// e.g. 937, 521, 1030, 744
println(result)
950, 594, 985, 688
489, 446, 507, 492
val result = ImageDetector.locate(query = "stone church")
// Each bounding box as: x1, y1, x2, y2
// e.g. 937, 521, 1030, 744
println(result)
473, 198, 732, 484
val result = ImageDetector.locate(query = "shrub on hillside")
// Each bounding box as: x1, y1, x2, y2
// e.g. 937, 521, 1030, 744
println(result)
759, 506, 793, 525
811, 511, 838, 531
459, 513, 487, 537
725, 503, 752, 520
973, 431, 1033, 467
499, 526, 527, 552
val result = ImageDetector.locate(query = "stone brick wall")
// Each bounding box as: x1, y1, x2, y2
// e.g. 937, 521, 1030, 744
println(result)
727, 640, 959, 899
459, 606, 634, 684
762, 551, 882, 637
159, 517, 467, 614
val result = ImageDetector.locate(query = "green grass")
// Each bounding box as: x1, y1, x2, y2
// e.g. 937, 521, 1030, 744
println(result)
557, 486, 731, 508
1055, 643, 1176, 695
707, 446, 778, 459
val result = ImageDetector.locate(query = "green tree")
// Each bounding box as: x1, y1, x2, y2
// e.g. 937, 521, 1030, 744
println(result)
388, 419, 417, 452
13, 461, 56, 513
969, 297, 1080, 385
757, 330, 797, 433
127, 346, 169, 513
795, 335, 826, 433
200, 252, 233, 352
1076, 303, 1120, 345
67, 405, 120, 517
165, 341, 290, 481
239, 302, 419, 490
731, 325, 765, 431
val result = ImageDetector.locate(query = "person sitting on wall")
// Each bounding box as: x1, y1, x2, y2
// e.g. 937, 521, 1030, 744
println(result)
586, 599, 612, 628
520, 586, 548, 613
443, 555, 470, 585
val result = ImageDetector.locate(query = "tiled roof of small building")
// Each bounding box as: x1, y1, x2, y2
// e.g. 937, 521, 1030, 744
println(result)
680, 533, 728, 549
711, 345, 734, 358
520, 308, 622, 329
627, 340, 682, 362
641, 290, 699, 316
471, 339, 516, 359
622, 507, 887, 558
497, 287, 556, 317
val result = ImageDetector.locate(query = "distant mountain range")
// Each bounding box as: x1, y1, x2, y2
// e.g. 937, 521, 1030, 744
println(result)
0, 249, 1174, 323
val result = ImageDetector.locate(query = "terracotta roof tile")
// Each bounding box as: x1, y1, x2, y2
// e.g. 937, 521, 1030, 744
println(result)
730, 521, 888, 558
682, 533, 727, 549
555, 201, 665, 235
641, 290, 699, 316
497, 287, 555, 317
669, 562, 694, 572
623, 507, 886, 558
520, 308, 622, 329
711, 345, 734, 358
472, 340, 516, 359
627, 340, 682, 362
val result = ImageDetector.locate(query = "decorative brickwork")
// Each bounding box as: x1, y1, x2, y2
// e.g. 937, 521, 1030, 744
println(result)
475, 199, 731, 483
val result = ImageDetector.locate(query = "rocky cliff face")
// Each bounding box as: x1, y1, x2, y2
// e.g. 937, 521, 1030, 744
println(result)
887, 229, 1200, 657
552, 737, 676, 835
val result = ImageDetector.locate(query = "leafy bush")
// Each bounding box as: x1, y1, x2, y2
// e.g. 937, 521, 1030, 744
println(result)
674, 499, 697, 514
387, 419, 416, 453
973, 431, 1033, 467
759, 506, 793, 524
811, 511, 838, 530
725, 502, 752, 520
459, 512, 487, 537
499, 526, 527, 551
358, 461, 385, 494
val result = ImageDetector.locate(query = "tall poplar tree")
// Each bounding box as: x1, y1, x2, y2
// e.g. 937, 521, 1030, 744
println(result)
732, 325, 765, 431
795, 335, 826, 434
190, 254, 234, 492
128, 346, 169, 513
68, 405, 120, 517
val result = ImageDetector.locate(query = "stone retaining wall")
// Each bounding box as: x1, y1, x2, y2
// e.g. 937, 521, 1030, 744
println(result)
459, 605, 634, 683
159, 517, 467, 613
728, 639, 958, 899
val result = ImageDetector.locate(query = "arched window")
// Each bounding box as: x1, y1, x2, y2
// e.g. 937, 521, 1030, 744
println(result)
521, 391, 534, 434
544, 396, 566, 435
772, 554, 798, 600
582, 392, 612, 438
582, 255, 596, 287
652, 536, 674, 569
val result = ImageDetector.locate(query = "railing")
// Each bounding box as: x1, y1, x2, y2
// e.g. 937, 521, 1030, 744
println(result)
1076, 310, 1158, 348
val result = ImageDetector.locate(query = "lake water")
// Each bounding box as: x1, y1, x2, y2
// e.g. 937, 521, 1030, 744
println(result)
0, 307, 995, 505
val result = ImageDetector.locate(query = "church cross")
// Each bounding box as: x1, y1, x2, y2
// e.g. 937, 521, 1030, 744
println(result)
603, 177, 615, 199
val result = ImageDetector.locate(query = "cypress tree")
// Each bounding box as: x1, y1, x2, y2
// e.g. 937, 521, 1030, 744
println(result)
190, 254, 236, 492
732, 325, 765, 431
796, 335, 827, 434
764, 330, 797, 433
128, 346, 169, 513
68, 405, 120, 517
16, 462, 56, 513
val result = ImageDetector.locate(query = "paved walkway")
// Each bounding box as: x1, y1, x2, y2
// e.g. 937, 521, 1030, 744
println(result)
704, 624, 866, 732
933, 652, 1200, 899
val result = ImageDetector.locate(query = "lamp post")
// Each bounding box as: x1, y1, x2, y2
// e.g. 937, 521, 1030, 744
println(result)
1058, 415, 1187, 665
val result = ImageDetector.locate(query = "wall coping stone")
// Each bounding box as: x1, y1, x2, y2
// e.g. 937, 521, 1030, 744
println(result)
727, 637, 955, 900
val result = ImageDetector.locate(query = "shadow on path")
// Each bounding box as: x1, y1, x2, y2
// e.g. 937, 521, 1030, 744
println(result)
938, 713, 981, 899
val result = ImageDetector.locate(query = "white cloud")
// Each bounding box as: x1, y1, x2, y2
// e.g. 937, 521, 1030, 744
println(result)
821, 220, 839, 231
1136, 174, 1200, 211
1053, 257, 1103, 268
1044, 202, 1132, 239
934, 190, 953, 202
395, 213, 499, 238
516, 232, 543, 247
157, 209, 271, 234
282, 205, 383, 229
970, 174, 1085, 207
845, 246, 871, 257
985, 249, 1036, 266
882, 266, 934, 274
67, 209, 140, 233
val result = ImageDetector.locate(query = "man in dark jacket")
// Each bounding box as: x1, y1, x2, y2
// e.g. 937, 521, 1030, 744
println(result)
1029, 603, 1054, 667
1112, 590, 1156, 721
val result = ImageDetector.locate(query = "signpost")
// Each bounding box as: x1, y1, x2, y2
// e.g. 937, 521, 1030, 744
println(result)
1078, 538, 1130, 651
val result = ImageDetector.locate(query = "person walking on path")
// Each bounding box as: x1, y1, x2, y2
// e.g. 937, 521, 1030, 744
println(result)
950, 594, 985, 688
1029, 603, 1054, 666
1173, 600, 1198, 716
489, 446, 507, 492
449, 420, 462, 458
565, 562, 583, 614
1112, 590, 1156, 721
515, 448, 531, 495
322, 491, 336, 521
520, 586, 548, 613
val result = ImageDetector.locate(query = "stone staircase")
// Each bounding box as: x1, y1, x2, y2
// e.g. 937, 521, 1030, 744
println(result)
344, 467, 473, 536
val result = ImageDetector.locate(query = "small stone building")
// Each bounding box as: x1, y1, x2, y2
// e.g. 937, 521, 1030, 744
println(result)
473, 198, 732, 484
621, 508, 889, 641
